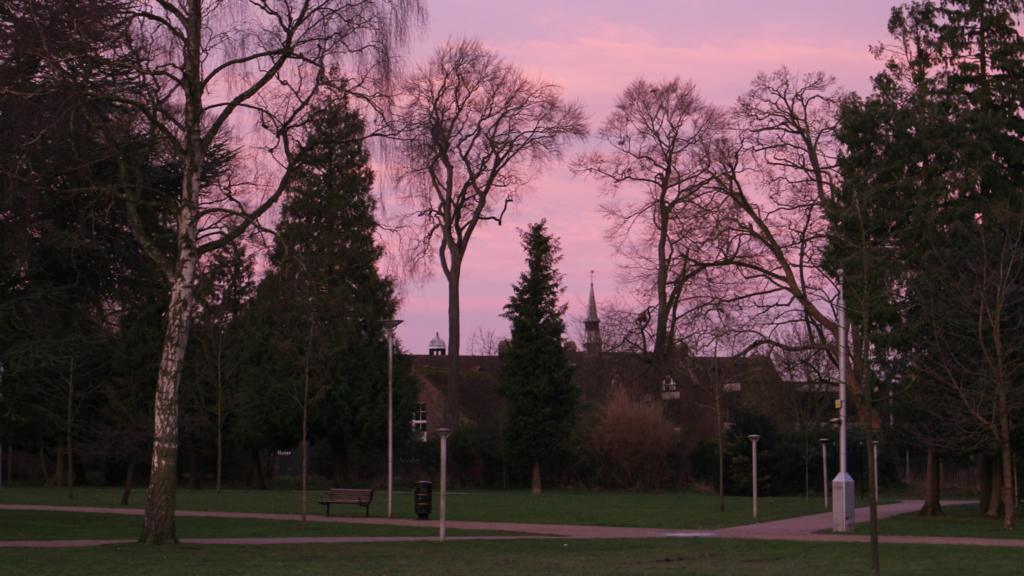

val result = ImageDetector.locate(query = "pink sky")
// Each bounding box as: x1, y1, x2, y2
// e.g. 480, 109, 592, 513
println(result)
386, 0, 900, 354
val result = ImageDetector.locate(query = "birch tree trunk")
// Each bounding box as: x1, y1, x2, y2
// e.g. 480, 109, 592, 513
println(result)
140, 1, 203, 542
140, 161, 201, 544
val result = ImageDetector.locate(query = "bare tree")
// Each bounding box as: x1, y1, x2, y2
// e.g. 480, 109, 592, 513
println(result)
468, 327, 501, 356
90, 0, 425, 544
573, 79, 726, 374
913, 211, 1024, 529
705, 69, 854, 383
393, 39, 586, 428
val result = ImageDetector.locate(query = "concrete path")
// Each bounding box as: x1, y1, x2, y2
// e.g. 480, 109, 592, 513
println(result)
3, 500, 1023, 550
719, 499, 927, 537
717, 499, 1024, 549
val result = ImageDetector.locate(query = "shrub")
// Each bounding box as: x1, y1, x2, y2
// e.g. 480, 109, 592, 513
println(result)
589, 387, 678, 489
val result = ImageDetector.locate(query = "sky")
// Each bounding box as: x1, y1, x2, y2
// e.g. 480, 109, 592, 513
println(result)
386, 0, 901, 354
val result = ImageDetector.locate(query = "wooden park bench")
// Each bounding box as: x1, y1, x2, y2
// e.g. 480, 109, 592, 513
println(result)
318, 488, 374, 517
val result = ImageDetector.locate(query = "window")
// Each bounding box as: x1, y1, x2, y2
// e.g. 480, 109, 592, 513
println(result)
661, 376, 680, 400
412, 402, 428, 442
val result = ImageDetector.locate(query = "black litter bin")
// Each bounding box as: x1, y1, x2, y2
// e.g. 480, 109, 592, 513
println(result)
414, 480, 433, 520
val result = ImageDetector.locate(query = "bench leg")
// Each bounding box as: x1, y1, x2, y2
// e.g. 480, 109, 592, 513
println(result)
365, 504, 369, 518
325, 503, 330, 517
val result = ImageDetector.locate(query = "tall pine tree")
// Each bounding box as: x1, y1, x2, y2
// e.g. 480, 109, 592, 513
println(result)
500, 220, 577, 495
240, 90, 415, 501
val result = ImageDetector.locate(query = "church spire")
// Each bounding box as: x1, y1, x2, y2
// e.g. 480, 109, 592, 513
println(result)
584, 271, 602, 354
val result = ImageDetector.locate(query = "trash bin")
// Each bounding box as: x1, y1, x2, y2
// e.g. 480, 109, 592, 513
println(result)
414, 480, 433, 520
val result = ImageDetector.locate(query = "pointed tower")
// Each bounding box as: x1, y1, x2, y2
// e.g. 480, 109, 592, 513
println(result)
584, 272, 602, 354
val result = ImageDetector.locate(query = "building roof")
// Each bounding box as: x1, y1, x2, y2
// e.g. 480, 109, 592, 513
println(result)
428, 332, 446, 351
586, 277, 599, 323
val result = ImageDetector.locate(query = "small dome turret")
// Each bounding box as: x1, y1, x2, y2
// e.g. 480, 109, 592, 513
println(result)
428, 332, 447, 356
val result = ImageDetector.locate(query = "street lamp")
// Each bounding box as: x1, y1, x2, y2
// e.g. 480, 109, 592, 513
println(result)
437, 427, 451, 542
832, 282, 855, 532
819, 438, 830, 510
872, 440, 880, 502
748, 434, 760, 520
381, 319, 403, 519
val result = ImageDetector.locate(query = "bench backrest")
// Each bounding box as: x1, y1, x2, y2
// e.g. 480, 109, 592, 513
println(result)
323, 488, 373, 502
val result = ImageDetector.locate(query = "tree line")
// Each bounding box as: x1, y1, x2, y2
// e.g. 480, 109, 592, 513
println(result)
0, 0, 1022, 552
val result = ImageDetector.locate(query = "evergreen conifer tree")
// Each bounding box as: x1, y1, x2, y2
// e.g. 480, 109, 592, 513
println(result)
241, 91, 415, 491
500, 220, 577, 495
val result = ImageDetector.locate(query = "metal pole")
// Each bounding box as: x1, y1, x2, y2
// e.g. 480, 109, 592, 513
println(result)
839, 285, 848, 479
905, 450, 910, 484
438, 428, 450, 542
749, 434, 760, 520
387, 330, 393, 519
832, 282, 855, 532
382, 319, 402, 520
821, 439, 829, 510
873, 441, 880, 502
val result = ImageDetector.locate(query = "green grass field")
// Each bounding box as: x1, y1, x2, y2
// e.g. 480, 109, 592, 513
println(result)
0, 510, 486, 541
853, 502, 1024, 540
0, 486, 843, 529
1, 538, 1021, 576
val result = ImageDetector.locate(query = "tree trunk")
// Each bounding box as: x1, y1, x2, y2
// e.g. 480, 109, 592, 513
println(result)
53, 442, 64, 488
39, 446, 49, 486
652, 194, 671, 375
121, 461, 136, 505
446, 259, 462, 430
999, 443, 1015, 528
920, 446, 942, 516
531, 461, 542, 495
251, 449, 266, 490
139, 1, 204, 544
301, 344, 310, 524
139, 240, 199, 544
998, 412, 1016, 529
803, 433, 810, 501
67, 356, 74, 500
979, 453, 993, 514
188, 448, 200, 490
986, 457, 1001, 518
332, 444, 350, 486
716, 384, 725, 513
216, 330, 223, 493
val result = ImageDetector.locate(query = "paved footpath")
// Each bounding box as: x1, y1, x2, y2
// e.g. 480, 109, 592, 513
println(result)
2, 501, 1022, 549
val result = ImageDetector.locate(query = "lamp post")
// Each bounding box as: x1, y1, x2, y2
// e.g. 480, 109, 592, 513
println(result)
381, 319, 402, 519
872, 440, 880, 502
820, 438, 830, 509
832, 282, 855, 532
748, 434, 760, 520
437, 427, 451, 542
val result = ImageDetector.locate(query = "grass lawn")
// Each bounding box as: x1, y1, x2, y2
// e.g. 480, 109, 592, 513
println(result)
0, 486, 857, 529
0, 510, 479, 541
1, 537, 1021, 576
852, 502, 1024, 540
